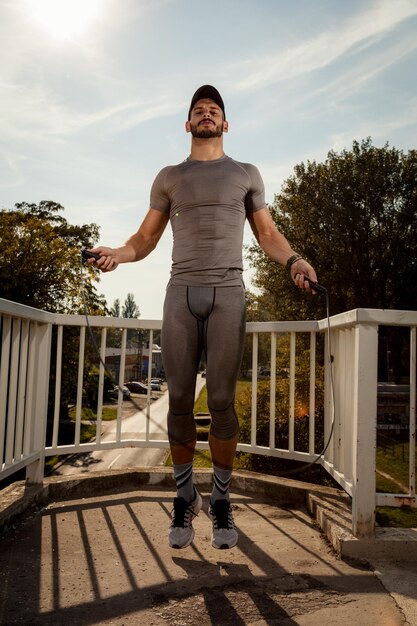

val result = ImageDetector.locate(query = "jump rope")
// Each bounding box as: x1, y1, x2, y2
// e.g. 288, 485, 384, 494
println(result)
80, 250, 335, 476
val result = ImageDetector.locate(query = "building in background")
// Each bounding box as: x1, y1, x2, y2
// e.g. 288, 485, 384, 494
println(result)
103, 345, 164, 382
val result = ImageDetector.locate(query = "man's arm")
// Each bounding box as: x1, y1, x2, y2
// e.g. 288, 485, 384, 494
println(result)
247, 207, 318, 289
90, 208, 169, 272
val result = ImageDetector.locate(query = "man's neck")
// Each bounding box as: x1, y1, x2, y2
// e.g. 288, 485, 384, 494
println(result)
190, 137, 225, 161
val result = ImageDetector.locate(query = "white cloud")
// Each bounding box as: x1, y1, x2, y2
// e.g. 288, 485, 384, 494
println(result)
0, 78, 184, 140
310, 29, 417, 108
226, 0, 417, 93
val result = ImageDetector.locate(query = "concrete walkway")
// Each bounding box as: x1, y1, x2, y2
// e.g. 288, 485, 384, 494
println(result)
0, 469, 416, 625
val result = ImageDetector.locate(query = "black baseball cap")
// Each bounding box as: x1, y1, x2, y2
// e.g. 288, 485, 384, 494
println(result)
188, 85, 225, 120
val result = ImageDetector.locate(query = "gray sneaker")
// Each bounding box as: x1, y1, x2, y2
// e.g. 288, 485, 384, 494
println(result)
209, 499, 238, 549
168, 489, 202, 549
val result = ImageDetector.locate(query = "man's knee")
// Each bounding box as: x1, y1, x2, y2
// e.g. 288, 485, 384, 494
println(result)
168, 388, 194, 415
168, 411, 196, 446
209, 405, 239, 440
207, 387, 235, 413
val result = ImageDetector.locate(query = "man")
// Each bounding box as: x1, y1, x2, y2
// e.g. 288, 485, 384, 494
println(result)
89, 85, 318, 550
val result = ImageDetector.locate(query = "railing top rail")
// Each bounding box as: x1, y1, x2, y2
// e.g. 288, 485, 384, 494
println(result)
247, 320, 319, 332
2, 298, 416, 331
54, 314, 163, 330
317, 308, 417, 331
0, 298, 55, 323
0, 299, 162, 330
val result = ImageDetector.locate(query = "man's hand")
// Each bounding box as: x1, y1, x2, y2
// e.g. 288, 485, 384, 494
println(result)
87, 247, 120, 272
290, 258, 318, 292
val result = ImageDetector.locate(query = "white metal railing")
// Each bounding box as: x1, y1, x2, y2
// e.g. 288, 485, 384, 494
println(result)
1, 297, 416, 538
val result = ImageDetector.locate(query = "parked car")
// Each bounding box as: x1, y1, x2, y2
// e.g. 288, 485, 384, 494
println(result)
108, 385, 131, 400
125, 381, 148, 394
150, 379, 161, 391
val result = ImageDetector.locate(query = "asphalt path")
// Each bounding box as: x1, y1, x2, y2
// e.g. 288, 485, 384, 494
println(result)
53, 375, 207, 475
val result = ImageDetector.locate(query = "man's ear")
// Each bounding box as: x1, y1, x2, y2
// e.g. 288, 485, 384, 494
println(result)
223, 120, 229, 133
185, 120, 191, 133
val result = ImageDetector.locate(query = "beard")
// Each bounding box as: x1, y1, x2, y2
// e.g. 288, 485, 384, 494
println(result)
189, 121, 223, 139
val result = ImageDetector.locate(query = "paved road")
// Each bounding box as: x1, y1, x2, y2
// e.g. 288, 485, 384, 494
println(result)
52, 375, 207, 475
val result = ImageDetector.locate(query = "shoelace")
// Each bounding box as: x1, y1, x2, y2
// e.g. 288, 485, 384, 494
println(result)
171, 498, 197, 528
210, 501, 235, 530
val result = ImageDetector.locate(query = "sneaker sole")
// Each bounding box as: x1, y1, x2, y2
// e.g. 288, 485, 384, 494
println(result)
170, 527, 195, 550
211, 534, 238, 550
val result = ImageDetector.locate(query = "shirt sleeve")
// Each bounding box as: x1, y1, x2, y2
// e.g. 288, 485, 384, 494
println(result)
149, 166, 172, 213
244, 163, 266, 213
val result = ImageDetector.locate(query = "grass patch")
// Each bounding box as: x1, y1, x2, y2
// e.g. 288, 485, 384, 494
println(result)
376, 506, 417, 528
45, 455, 62, 472
377, 441, 410, 485
68, 406, 117, 421
165, 449, 212, 468
80, 423, 97, 442
193, 380, 251, 416
376, 474, 405, 494
376, 440, 416, 494
194, 386, 209, 414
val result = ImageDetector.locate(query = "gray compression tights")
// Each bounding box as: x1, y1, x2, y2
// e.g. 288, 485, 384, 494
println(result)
162, 284, 246, 446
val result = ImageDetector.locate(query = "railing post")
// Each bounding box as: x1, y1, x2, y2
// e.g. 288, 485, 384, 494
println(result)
409, 327, 416, 499
351, 323, 378, 538
25, 322, 52, 484
251, 332, 258, 447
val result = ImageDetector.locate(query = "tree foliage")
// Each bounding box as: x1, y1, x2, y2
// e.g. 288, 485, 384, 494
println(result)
110, 299, 121, 317
234, 334, 331, 483
238, 334, 324, 449
107, 294, 141, 349
0, 201, 109, 425
0, 200, 106, 314
122, 292, 140, 318
248, 139, 417, 320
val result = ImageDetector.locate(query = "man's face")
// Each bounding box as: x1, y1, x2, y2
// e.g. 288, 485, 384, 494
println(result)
187, 98, 228, 138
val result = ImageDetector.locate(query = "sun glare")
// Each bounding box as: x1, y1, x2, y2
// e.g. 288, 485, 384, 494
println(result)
27, 0, 100, 39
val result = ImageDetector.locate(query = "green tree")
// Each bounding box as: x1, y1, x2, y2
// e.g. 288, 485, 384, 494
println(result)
240, 292, 271, 378
0, 201, 108, 425
120, 292, 140, 351
107, 294, 141, 350
122, 292, 140, 318
110, 299, 121, 317
248, 139, 417, 321
0, 200, 106, 314
235, 334, 327, 482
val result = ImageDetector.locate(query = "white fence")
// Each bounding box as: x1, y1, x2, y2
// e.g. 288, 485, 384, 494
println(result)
1, 298, 416, 538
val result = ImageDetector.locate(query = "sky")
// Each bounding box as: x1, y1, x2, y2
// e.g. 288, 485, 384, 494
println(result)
1, 0, 417, 319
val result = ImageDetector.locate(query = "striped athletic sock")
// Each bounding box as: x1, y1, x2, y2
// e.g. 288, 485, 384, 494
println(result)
173, 461, 194, 502
211, 465, 232, 502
